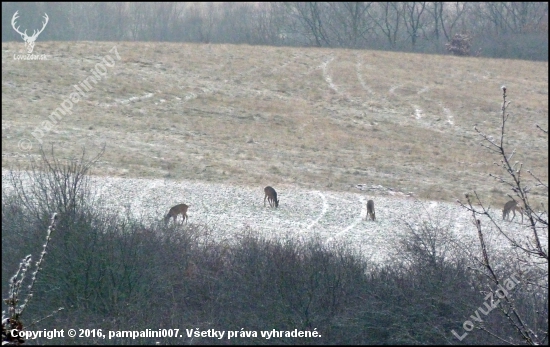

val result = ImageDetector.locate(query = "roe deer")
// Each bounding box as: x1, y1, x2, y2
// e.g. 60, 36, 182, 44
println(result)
164, 203, 189, 225
366, 200, 376, 221
264, 186, 279, 208
503, 200, 523, 223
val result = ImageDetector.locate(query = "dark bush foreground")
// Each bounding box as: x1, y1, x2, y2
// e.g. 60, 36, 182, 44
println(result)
2, 146, 547, 345
2, 195, 542, 345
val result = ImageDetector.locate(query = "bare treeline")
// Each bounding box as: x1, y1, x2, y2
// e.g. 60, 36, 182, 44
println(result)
2, 2, 548, 60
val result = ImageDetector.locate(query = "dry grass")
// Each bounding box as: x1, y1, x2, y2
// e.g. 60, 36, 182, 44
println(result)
2, 41, 548, 205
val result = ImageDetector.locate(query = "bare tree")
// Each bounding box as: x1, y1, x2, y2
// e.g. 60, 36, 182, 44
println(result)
458, 87, 548, 344
248, 3, 275, 45
426, 2, 444, 41
468, 2, 547, 35
402, 2, 427, 48
369, 2, 403, 48
217, 2, 254, 44
65, 3, 91, 41
504, 2, 548, 34
325, 2, 374, 48
198, 2, 217, 43
244, 3, 290, 46
128, 2, 149, 41
151, 2, 183, 41
425, 2, 468, 42
126, 2, 183, 41
93, 2, 128, 41
441, 2, 468, 41
2, 2, 546, 59
286, 2, 331, 47
472, 2, 548, 35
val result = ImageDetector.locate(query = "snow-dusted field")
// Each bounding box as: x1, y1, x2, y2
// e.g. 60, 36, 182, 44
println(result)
3, 172, 543, 265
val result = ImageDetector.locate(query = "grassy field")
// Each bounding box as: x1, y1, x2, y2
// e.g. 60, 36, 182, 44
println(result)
2, 41, 548, 206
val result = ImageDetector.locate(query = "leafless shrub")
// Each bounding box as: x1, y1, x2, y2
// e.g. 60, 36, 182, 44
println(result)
458, 87, 548, 344
445, 32, 473, 56
2, 213, 63, 346
4, 144, 105, 228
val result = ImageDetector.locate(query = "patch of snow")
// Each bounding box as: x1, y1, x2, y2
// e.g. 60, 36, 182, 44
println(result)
3, 172, 543, 267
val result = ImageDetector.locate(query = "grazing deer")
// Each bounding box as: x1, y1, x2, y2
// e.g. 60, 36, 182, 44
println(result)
366, 200, 376, 221
264, 186, 279, 208
164, 203, 189, 225
503, 200, 523, 223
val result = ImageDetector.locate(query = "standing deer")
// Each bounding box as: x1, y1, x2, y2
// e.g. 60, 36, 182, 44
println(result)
503, 200, 523, 223
366, 200, 376, 221
164, 203, 189, 225
264, 186, 279, 208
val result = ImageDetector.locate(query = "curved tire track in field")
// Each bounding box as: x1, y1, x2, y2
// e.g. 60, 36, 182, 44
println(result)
319, 56, 338, 94
442, 104, 455, 125
355, 54, 375, 95
304, 190, 328, 232
325, 196, 365, 245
